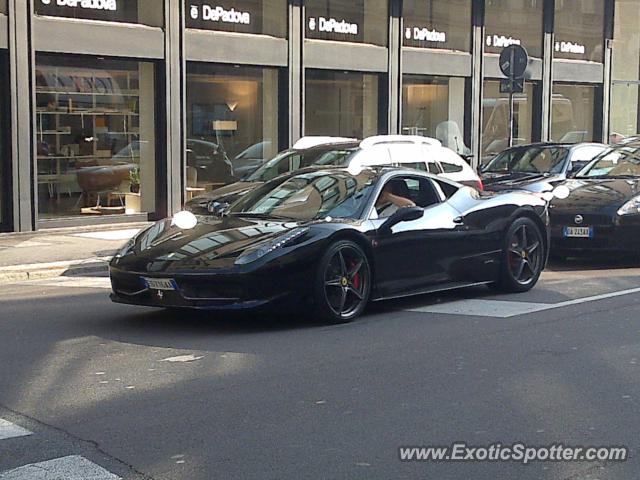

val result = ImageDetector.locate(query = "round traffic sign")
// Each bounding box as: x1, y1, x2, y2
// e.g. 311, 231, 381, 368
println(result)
499, 44, 528, 78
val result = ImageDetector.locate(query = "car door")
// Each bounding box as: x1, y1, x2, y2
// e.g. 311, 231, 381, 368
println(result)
370, 175, 470, 297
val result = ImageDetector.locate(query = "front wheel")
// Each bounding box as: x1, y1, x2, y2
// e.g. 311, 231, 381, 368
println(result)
494, 217, 545, 293
313, 240, 371, 323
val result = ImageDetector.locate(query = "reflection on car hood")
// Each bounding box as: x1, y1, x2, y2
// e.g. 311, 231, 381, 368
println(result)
113, 215, 309, 273
184, 182, 262, 213
550, 178, 640, 212
482, 172, 564, 192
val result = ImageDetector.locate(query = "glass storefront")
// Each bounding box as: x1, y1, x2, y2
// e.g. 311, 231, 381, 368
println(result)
610, 0, 640, 140
550, 84, 597, 142
402, 0, 471, 52
554, 0, 604, 62
34, 0, 163, 26
402, 75, 470, 154
305, 0, 388, 46
484, 0, 543, 59
186, 0, 287, 37
0, 53, 7, 229
481, 80, 536, 163
35, 55, 157, 219
186, 64, 282, 191
305, 69, 386, 139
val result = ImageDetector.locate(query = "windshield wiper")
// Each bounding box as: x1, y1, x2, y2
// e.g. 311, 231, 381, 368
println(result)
230, 212, 295, 221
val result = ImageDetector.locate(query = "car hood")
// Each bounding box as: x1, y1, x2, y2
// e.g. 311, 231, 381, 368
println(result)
111, 215, 342, 273
482, 172, 564, 192
550, 178, 640, 213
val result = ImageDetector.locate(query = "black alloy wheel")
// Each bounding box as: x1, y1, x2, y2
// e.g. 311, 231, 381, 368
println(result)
314, 240, 371, 323
496, 217, 545, 292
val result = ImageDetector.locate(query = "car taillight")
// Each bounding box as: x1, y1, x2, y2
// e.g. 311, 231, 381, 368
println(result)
476, 179, 484, 191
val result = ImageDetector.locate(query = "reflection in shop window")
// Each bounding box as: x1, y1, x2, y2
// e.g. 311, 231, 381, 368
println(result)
402, 75, 469, 155
550, 84, 597, 143
554, 0, 604, 62
35, 56, 157, 219
481, 80, 534, 164
610, 83, 640, 140
305, 0, 388, 46
402, 0, 471, 52
34, 0, 163, 26
186, 64, 282, 194
305, 70, 386, 139
185, 0, 287, 37
0, 54, 6, 228
484, 0, 543, 59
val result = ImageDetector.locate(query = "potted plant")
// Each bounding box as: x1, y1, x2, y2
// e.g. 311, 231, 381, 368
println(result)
129, 166, 140, 194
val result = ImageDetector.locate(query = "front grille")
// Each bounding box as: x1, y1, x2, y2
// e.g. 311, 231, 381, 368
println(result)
110, 271, 145, 295
177, 279, 243, 300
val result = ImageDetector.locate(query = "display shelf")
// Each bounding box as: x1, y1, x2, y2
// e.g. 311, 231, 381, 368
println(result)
36, 89, 140, 96
36, 110, 139, 116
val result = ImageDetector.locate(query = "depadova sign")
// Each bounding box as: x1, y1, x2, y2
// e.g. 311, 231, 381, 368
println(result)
39, 0, 117, 10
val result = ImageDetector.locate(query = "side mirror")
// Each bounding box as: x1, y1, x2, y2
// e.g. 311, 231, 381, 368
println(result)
380, 206, 423, 233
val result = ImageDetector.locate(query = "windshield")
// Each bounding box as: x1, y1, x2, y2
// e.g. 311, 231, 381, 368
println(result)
246, 145, 358, 182
482, 146, 570, 174
578, 146, 640, 178
229, 170, 378, 221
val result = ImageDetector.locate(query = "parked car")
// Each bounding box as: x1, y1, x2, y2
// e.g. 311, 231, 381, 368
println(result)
232, 141, 273, 179
549, 138, 640, 258
110, 166, 548, 323
185, 135, 482, 214
186, 139, 235, 185
481, 142, 608, 193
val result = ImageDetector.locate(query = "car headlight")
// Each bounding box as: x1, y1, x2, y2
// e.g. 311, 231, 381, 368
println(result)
234, 227, 309, 265
617, 196, 640, 215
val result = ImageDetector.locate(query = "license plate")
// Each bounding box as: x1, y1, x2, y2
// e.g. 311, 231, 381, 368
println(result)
563, 226, 593, 238
143, 277, 177, 290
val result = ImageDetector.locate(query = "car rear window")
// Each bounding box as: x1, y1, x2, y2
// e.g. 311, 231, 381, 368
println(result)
440, 161, 464, 173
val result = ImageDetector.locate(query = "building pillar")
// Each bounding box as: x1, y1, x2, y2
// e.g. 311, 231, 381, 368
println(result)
164, 0, 184, 215
387, 0, 401, 134
602, 0, 615, 143
470, 0, 484, 170
540, 0, 554, 142
289, 0, 302, 144
7, 0, 35, 231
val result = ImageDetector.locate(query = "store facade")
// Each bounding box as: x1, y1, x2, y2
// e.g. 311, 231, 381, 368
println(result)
0, 0, 635, 232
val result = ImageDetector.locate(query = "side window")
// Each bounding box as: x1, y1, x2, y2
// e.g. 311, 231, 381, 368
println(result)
374, 176, 441, 218
434, 179, 460, 198
427, 161, 442, 174
439, 160, 464, 173
403, 162, 427, 172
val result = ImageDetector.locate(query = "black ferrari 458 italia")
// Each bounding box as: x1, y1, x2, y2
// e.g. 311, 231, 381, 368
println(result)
110, 166, 549, 323
550, 139, 640, 258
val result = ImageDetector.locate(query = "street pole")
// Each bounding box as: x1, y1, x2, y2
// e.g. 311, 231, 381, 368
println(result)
508, 47, 515, 148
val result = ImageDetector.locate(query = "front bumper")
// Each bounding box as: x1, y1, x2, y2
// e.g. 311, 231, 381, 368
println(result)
109, 266, 302, 310
550, 218, 640, 254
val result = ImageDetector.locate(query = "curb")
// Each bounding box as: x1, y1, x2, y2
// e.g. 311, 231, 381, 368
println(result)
0, 257, 111, 285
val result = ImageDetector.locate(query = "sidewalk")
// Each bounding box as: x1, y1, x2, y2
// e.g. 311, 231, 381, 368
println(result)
0, 222, 151, 284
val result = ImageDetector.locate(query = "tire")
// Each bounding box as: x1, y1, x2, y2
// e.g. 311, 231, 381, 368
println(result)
313, 240, 371, 323
494, 217, 545, 293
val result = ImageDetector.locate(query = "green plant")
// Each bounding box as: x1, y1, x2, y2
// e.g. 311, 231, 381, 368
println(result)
129, 166, 140, 193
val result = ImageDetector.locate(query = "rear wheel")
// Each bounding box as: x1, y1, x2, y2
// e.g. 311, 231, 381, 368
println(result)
314, 240, 371, 323
494, 218, 545, 293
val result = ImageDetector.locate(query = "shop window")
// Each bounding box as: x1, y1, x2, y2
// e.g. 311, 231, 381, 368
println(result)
481, 80, 535, 164
402, 75, 469, 155
35, 55, 157, 219
34, 0, 163, 27
0, 1, 6, 14
550, 84, 597, 143
305, 70, 387, 139
305, 0, 388, 46
186, 63, 283, 193
402, 0, 471, 52
554, 0, 604, 62
186, 0, 287, 37
610, 0, 640, 141
484, 0, 543, 59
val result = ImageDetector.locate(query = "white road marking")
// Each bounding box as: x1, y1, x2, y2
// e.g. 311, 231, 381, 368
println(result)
408, 286, 640, 318
23, 276, 112, 290
0, 455, 119, 480
0, 419, 32, 441
73, 229, 140, 241
160, 354, 204, 363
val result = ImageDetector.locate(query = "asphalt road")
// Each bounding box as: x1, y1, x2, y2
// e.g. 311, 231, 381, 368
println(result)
1, 259, 640, 479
